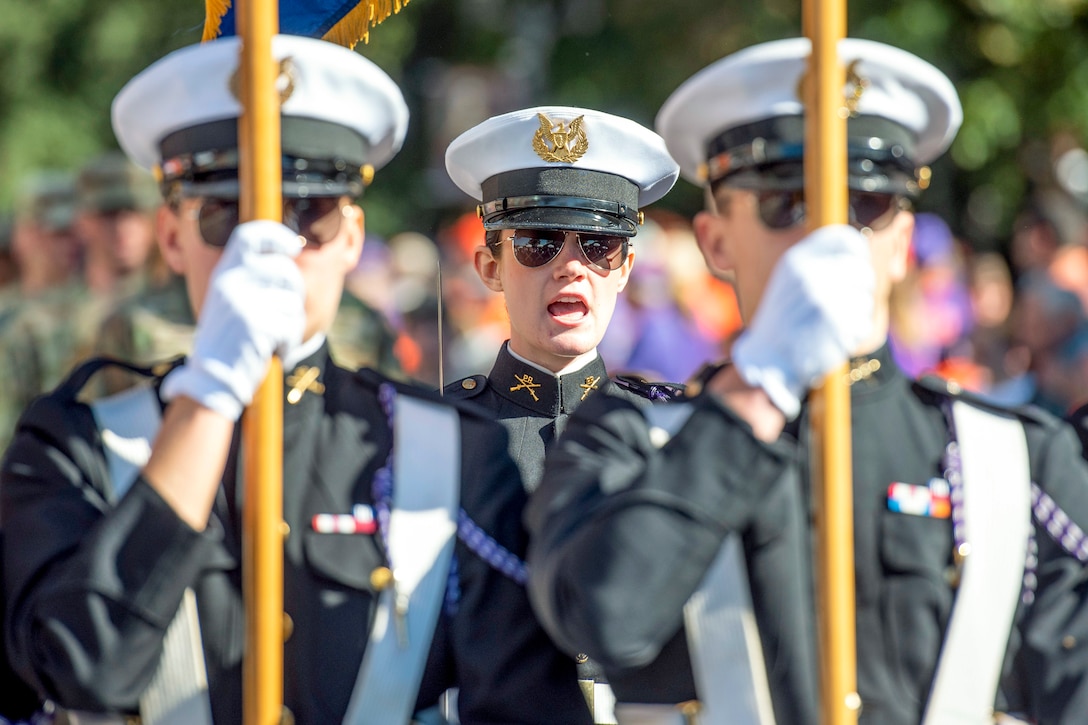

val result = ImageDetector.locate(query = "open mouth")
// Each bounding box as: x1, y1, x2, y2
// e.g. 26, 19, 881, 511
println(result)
548, 295, 589, 322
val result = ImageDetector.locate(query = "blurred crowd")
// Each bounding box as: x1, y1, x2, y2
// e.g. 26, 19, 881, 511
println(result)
6, 151, 1088, 452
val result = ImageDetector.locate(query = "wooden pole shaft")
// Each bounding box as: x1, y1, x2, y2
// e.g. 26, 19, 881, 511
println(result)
802, 2, 860, 724
237, 1, 285, 723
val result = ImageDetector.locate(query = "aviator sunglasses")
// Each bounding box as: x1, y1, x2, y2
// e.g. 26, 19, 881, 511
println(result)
183, 196, 350, 248
495, 229, 630, 271
736, 188, 905, 232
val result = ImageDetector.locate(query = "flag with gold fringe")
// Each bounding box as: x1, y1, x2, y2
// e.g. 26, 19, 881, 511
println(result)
203, 0, 408, 48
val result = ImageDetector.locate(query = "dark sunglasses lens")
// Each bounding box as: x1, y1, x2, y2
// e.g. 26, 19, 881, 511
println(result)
850, 192, 898, 230
197, 199, 240, 248
579, 235, 628, 270
757, 191, 805, 230
510, 230, 565, 268
286, 197, 344, 245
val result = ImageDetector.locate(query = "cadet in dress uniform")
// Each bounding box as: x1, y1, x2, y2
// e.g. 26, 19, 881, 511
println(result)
1, 36, 586, 724
526, 38, 1088, 725
441, 107, 681, 723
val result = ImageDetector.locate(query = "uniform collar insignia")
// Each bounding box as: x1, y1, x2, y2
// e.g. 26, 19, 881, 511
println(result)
846, 343, 895, 390
579, 375, 601, 401
286, 364, 325, 404
492, 343, 609, 416
510, 372, 542, 402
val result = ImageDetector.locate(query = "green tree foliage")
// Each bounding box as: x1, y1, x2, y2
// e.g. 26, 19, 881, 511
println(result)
4, 0, 1088, 251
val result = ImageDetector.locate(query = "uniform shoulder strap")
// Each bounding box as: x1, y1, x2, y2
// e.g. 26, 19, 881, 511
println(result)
343, 392, 461, 725
922, 401, 1031, 724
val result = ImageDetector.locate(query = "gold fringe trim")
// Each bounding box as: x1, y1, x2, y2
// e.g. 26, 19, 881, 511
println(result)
203, 0, 232, 42
323, 0, 409, 49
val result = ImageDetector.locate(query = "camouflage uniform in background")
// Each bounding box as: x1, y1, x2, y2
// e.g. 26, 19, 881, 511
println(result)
328, 288, 403, 376
0, 282, 128, 452
90, 272, 195, 397
90, 277, 402, 398
0, 173, 81, 454
0, 156, 163, 452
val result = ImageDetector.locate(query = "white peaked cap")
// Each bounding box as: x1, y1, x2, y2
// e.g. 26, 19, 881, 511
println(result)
112, 34, 409, 197
657, 38, 962, 191
446, 106, 679, 236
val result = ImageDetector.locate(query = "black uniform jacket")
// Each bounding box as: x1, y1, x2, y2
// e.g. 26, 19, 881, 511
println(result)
1, 344, 587, 723
444, 343, 659, 492
524, 359, 817, 725
441, 343, 672, 719
527, 343, 1088, 725
787, 344, 1088, 724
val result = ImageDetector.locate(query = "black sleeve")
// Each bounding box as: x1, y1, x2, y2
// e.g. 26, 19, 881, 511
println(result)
2, 393, 217, 712
1001, 414, 1088, 723
446, 407, 592, 724
524, 389, 795, 669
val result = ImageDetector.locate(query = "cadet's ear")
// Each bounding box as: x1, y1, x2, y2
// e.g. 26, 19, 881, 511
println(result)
156, 204, 186, 274
475, 244, 504, 292
614, 249, 635, 293
888, 209, 914, 284
694, 210, 733, 275
342, 204, 365, 269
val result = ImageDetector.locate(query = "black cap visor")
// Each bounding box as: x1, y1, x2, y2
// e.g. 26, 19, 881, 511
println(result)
485, 205, 637, 236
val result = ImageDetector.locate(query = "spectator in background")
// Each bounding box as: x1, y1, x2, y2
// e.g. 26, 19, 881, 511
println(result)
1009, 202, 1063, 280
991, 270, 1088, 412
0, 157, 163, 429
0, 171, 81, 451
959, 250, 1016, 392
888, 212, 973, 379
0, 215, 15, 292
600, 215, 723, 382
74, 151, 160, 298
435, 214, 510, 385
5, 171, 80, 302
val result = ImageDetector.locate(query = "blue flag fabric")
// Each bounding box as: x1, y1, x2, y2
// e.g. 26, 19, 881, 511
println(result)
204, 0, 406, 48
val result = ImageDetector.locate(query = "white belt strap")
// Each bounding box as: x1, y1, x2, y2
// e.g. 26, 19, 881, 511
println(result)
343, 395, 461, 725
922, 402, 1031, 725
626, 403, 774, 725
683, 537, 775, 725
580, 680, 618, 725
613, 703, 699, 725
90, 385, 214, 725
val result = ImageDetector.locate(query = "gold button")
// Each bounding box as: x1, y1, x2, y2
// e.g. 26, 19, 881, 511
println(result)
280, 521, 291, 538
678, 700, 702, 715
462, 378, 477, 390
1063, 635, 1077, 649
370, 566, 394, 591
283, 613, 294, 642
574, 652, 589, 664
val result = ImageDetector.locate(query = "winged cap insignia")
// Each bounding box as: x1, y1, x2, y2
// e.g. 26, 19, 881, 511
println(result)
533, 112, 589, 163
793, 57, 868, 117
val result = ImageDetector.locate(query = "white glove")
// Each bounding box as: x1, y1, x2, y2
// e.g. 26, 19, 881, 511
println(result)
731, 224, 875, 419
162, 220, 306, 420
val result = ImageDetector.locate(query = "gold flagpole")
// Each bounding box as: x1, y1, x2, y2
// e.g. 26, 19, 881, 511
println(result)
236, 0, 285, 723
802, 1, 860, 723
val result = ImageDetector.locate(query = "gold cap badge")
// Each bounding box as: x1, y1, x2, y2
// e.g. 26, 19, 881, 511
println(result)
533, 113, 589, 163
